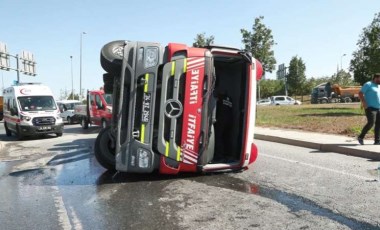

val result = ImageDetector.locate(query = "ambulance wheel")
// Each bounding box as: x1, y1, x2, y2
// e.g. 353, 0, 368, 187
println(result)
94, 126, 116, 171
56, 132, 63, 137
100, 40, 124, 76
16, 125, 24, 140
81, 118, 89, 129
4, 122, 12, 137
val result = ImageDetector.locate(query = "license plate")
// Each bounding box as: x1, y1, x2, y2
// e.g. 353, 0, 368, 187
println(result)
38, 126, 51, 130
141, 93, 151, 123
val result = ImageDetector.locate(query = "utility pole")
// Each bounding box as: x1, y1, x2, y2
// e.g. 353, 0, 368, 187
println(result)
70, 56, 74, 100
80, 32, 86, 100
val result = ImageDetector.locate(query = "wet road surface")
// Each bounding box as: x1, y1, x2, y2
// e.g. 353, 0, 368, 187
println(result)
0, 122, 379, 230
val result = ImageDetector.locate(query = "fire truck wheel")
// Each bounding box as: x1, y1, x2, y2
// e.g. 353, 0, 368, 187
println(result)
104, 84, 113, 94
56, 132, 63, 137
81, 118, 89, 129
103, 73, 114, 84
100, 40, 125, 75
4, 122, 12, 137
103, 73, 114, 94
94, 126, 116, 170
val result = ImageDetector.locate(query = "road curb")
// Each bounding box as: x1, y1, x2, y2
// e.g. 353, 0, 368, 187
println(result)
255, 133, 380, 161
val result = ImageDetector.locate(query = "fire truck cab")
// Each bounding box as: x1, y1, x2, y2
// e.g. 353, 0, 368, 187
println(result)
95, 40, 263, 174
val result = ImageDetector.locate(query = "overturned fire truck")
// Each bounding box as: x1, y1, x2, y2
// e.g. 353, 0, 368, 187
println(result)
95, 40, 263, 174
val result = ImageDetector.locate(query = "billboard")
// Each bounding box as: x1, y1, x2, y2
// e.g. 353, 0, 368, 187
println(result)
21, 50, 36, 76
0, 42, 10, 70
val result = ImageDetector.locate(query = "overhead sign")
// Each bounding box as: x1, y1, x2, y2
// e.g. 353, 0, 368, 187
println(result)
277, 63, 286, 80
21, 50, 36, 76
0, 42, 10, 70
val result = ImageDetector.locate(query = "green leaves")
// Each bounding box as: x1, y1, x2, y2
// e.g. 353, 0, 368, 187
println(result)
287, 56, 306, 96
241, 16, 277, 76
193, 33, 215, 48
350, 13, 380, 84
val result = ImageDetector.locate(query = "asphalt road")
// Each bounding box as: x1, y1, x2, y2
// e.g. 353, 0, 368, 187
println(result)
0, 122, 379, 230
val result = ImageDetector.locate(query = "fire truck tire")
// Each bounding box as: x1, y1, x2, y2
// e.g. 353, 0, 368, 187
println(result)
100, 40, 125, 75
104, 84, 113, 94
4, 122, 12, 136
103, 73, 114, 84
81, 118, 89, 129
103, 73, 114, 94
94, 126, 116, 170
56, 132, 63, 137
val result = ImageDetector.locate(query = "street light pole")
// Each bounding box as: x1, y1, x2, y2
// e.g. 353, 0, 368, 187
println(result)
341, 53, 346, 70
70, 56, 73, 100
80, 31, 86, 100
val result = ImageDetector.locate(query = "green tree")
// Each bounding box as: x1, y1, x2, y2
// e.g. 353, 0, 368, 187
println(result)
286, 56, 306, 96
330, 70, 356, 86
259, 79, 284, 98
193, 33, 215, 47
241, 16, 276, 77
67, 92, 79, 100
350, 12, 380, 84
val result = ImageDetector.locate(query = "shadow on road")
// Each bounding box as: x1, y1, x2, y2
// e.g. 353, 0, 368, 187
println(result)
96, 170, 202, 185
63, 125, 101, 134
0, 133, 59, 142
46, 138, 95, 166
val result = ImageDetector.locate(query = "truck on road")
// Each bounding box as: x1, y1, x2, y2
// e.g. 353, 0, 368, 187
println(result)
311, 82, 361, 104
74, 90, 112, 129
94, 40, 263, 174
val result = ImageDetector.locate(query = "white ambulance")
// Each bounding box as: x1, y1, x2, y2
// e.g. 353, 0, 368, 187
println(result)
3, 83, 64, 139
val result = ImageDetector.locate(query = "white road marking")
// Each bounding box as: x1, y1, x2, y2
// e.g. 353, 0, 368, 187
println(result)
68, 206, 83, 230
260, 153, 375, 181
51, 186, 72, 230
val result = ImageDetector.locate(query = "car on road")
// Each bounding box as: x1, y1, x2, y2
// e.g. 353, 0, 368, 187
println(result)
57, 100, 81, 124
257, 98, 271, 106
270, 96, 302, 106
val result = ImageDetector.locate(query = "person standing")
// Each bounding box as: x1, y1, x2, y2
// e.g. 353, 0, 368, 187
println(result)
358, 73, 380, 145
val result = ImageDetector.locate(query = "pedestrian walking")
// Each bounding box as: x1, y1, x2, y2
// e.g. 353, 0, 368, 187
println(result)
358, 73, 380, 145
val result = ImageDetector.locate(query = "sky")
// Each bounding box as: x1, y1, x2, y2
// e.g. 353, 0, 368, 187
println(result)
0, 0, 379, 98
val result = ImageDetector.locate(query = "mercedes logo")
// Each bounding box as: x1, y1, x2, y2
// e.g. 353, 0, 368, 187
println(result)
164, 99, 183, 118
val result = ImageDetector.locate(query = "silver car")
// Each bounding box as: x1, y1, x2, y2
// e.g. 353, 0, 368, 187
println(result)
270, 96, 302, 105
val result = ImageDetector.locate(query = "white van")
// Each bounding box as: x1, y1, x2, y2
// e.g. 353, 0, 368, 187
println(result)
2, 83, 64, 139
57, 100, 81, 124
